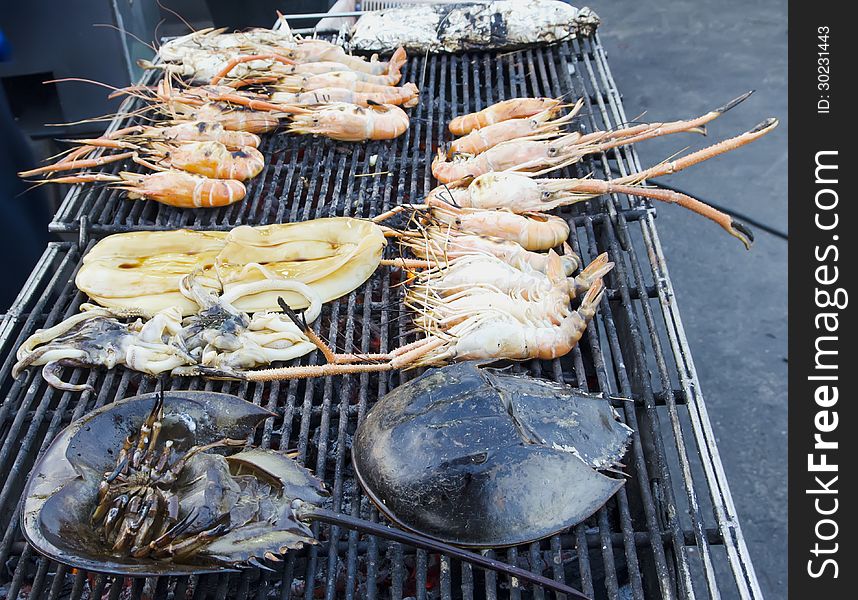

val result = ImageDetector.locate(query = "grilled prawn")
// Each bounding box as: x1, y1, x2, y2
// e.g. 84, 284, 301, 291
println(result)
280, 60, 404, 85
292, 42, 406, 76
275, 70, 405, 94
449, 97, 563, 135
23, 141, 264, 182
412, 251, 612, 303
433, 92, 761, 183
287, 102, 409, 142
375, 198, 571, 251
40, 170, 247, 208
399, 226, 582, 275
408, 250, 611, 330
448, 100, 582, 157
429, 120, 779, 249
271, 83, 420, 108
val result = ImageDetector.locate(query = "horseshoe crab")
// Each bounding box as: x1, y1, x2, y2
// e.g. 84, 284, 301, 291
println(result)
22, 391, 325, 575
21, 390, 589, 598
352, 362, 633, 547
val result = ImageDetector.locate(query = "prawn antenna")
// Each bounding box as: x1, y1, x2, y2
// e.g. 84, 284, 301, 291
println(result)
156, 0, 196, 34
43, 77, 124, 93
93, 23, 157, 53
153, 18, 166, 48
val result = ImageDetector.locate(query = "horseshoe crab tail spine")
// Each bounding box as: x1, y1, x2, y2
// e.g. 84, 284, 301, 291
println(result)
298, 505, 591, 600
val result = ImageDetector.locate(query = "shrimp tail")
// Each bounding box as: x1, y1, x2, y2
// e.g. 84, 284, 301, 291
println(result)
402, 82, 420, 108
572, 254, 614, 299
578, 278, 606, 320
387, 46, 408, 80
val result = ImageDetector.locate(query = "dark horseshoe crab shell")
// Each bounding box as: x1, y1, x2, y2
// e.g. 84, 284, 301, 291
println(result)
21, 391, 324, 577
352, 362, 633, 548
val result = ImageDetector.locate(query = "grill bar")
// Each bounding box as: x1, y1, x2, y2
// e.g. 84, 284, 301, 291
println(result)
588, 35, 764, 600
6, 33, 762, 600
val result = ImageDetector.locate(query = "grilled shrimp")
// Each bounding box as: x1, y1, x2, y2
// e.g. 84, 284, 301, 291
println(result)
448, 100, 582, 156
448, 97, 563, 135
280, 61, 403, 86
276, 71, 404, 94
41, 170, 247, 208
19, 121, 263, 180
170, 82, 297, 113
141, 80, 293, 130
435, 92, 761, 183
413, 251, 612, 303
416, 278, 605, 365
156, 27, 295, 64
152, 27, 405, 80
110, 171, 247, 208
431, 134, 589, 183
189, 104, 281, 134
405, 250, 614, 331
106, 122, 262, 150
293, 43, 406, 77
287, 103, 409, 142
150, 142, 265, 181
409, 251, 580, 330
271, 83, 419, 108
402, 226, 581, 275
21, 140, 264, 183
429, 119, 780, 249
151, 52, 296, 84
423, 200, 570, 251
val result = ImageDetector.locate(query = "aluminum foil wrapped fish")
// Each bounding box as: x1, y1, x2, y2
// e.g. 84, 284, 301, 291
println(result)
348, 1, 600, 54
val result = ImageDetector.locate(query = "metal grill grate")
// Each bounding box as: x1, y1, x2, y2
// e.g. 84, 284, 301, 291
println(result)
5, 35, 763, 600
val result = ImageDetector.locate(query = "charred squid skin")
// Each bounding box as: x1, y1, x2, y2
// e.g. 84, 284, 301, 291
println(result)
42, 360, 95, 392
15, 309, 114, 359
15, 269, 327, 390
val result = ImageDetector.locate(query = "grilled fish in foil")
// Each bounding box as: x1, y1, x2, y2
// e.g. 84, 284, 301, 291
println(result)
348, 1, 600, 54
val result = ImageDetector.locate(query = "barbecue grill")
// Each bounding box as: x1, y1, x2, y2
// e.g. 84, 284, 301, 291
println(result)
2, 17, 762, 600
